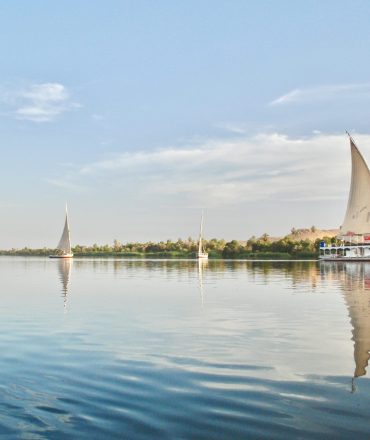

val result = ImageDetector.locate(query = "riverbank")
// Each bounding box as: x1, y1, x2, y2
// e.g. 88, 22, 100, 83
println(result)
0, 228, 336, 259
0, 250, 317, 259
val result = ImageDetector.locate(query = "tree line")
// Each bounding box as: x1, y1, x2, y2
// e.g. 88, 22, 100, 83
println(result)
0, 233, 335, 258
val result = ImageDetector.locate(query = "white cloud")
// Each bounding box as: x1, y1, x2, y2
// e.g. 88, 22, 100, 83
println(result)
21, 83, 68, 103
269, 83, 370, 106
46, 178, 86, 193
2, 82, 81, 122
48, 132, 364, 208
215, 122, 248, 134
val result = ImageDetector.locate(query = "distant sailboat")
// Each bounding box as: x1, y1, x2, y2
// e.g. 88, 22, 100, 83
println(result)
50, 205, 73, 259
320, 133, 370, 260
197, 211, 208, 259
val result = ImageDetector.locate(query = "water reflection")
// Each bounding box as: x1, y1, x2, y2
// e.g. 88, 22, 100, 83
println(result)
54, 259, 370, 386
3, 257, 370, 438
197, 259, 208, 305
71, 258, 319, 280
321, 262, 370, 385
56, 259, 72, 308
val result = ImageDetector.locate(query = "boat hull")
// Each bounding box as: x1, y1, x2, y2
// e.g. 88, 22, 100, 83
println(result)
197, 253, 208, 259
49, 254, 74, 259
320, 256, 370, 262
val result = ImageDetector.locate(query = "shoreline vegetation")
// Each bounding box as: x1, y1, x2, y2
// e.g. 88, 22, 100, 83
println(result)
0, 227, 338, 259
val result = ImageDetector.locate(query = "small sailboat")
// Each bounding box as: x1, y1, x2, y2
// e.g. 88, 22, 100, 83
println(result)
50, 205, 73, 258
197, 211, 208, 259
320, 133, 370, 260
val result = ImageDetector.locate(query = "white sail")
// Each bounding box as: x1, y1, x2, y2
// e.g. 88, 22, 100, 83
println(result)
57, 209, 72, 254
340, 136, 370, 236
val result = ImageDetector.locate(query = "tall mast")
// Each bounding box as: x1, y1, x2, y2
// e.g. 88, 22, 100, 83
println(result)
198, 210, 204, 254
66, 203, 71, 254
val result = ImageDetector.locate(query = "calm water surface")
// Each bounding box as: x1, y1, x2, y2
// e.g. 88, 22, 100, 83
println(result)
0, 257, 370, 439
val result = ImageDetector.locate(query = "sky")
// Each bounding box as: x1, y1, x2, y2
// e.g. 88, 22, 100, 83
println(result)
1, 0, 370, 247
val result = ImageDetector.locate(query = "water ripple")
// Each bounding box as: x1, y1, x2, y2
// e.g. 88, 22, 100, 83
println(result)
0, 258, 369, 439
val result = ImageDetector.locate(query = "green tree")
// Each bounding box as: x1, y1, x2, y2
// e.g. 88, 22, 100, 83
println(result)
222, 240, 243, 257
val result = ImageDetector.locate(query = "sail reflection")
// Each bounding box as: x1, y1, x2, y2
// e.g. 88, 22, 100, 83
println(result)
57, 258, 72, 308
197, 259, 208, 305
321, 262, 370, 382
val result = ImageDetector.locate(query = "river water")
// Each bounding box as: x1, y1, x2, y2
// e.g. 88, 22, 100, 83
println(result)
0, 257, 369, 439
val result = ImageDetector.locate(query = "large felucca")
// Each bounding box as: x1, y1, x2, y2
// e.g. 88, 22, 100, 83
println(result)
197, 211, 208, 259
50, 205, 73, 259
320, 133, 370, 260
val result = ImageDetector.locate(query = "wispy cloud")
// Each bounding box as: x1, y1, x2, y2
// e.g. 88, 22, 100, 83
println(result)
46, 177, 86, 193
48, 132, 361, 207
1, 82, 81, 122
215, 122, 248, 134
269, 83, 370, 106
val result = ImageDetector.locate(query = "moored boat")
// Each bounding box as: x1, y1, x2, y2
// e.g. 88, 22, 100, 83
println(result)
320, 133, 370, 261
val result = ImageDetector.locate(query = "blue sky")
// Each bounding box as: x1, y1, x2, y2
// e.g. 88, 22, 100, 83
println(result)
1, 0, 370, 247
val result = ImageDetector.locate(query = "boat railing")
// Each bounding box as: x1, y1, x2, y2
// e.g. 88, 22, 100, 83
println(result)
320, 244, 370, 249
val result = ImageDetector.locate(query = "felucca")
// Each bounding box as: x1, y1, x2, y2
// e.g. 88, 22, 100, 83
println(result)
50, 205, 73, 259
197, 211, 208, 259
320, 133, 370, 260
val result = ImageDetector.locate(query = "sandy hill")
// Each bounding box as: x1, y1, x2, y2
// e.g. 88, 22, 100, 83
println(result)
246, 228, 339, 244
284, 228, 339, 242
